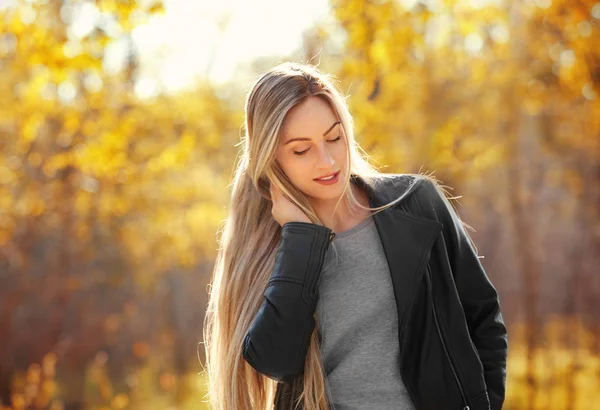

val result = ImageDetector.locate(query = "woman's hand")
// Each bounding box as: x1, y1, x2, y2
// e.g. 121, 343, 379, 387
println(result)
269, 182, 311, 227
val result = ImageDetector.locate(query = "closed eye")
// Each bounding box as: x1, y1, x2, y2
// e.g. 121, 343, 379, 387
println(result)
293, 135, 342, 156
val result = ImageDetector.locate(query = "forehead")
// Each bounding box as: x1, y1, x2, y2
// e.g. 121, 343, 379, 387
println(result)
281, 96, 338, 139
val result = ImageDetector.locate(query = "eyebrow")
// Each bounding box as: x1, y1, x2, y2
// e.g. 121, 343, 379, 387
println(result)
283, 121, 341, 145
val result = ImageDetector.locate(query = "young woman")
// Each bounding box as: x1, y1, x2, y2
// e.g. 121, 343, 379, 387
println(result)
203, 62, 508, 410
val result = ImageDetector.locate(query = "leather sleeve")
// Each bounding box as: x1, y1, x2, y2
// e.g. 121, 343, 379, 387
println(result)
242, 221, 334, 383
420, 177, 509, 410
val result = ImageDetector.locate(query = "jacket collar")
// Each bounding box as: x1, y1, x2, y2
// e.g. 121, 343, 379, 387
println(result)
350, 173, 442, 329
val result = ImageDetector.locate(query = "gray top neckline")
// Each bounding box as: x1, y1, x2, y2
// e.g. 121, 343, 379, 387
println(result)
334, 215, 374, 239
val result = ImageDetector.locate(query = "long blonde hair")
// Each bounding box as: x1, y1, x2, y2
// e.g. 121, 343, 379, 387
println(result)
202, 62, 419, 409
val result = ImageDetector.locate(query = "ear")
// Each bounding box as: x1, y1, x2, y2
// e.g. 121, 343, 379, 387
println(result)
257, 175, 271, 201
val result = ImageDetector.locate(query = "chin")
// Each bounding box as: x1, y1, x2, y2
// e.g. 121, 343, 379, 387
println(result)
306, 183, 345, 201
308, 191, 341, 201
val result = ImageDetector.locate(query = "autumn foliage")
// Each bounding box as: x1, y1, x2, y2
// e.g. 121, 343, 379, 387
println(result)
1, 0, 599, 409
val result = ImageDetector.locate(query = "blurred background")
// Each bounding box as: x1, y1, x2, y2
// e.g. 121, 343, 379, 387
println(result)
1, 0, 599, 409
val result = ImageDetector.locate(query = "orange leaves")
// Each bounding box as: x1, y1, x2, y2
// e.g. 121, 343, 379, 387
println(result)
97, 0, 134, 20
146, 2, 165, 15
158, 372, 176, 392
0, 1, 233, 409
146, 131, 195, 174
43, 152, 72, 178
0, 0, 235, 325
369, 38, 391, 70
332, 0, 600, 179
97, 0, 165, 31
132, 341, 150, 358
8, 354, 59, 410
110, 393, 130, 409
21, 114, 44, 143
507, 317, 600, 409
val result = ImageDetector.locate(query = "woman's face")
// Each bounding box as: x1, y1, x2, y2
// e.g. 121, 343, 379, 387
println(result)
275, 95, 347, 201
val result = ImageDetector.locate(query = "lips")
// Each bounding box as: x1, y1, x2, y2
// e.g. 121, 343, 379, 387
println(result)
314, 170, 339, 180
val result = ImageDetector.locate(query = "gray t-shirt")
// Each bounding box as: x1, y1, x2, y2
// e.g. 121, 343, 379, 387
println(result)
315, 215, 416, 410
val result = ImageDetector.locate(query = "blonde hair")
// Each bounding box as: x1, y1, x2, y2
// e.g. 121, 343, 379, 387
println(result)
202, 62, 420, 409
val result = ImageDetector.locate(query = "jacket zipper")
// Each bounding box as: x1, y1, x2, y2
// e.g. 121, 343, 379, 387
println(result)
398, 288, 422, 410
426, 264, 471, 410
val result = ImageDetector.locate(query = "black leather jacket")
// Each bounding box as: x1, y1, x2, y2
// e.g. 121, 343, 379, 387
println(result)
243, 174, 508, 410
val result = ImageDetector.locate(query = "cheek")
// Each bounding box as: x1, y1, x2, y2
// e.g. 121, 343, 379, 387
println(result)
276, 154, 300, 178
283, 159, 306, 178
281, 158, 315, 187
334, 141, 347, 158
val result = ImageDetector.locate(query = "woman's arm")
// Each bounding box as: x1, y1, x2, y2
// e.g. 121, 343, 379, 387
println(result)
420, 177, 509, 410
242, 221, 333, 383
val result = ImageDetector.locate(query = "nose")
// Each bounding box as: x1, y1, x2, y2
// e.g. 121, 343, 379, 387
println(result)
316, 143, 335, 169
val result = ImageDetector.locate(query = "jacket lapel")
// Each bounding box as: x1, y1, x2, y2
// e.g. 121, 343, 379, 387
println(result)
352, 174, 442, 329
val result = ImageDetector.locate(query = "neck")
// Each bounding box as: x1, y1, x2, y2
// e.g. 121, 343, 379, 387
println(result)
310, 182, 370, 232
